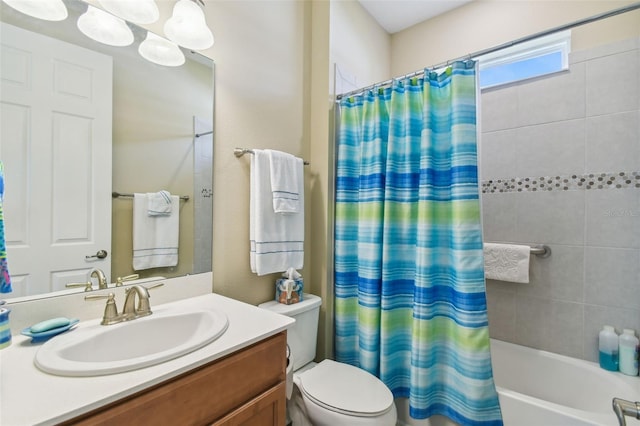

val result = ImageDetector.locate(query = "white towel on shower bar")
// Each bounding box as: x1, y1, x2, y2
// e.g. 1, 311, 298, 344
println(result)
267, 149, 303, 214
133, 193, 179, 270
483, 243, 530, 283
250, 149, 304, 275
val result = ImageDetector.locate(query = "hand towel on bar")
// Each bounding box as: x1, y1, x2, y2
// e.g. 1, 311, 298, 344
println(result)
483, 243, 530, 283
133, 193, 179, 270
147, 190, 173, 216
250, 149, 304, 275
267, 149, 303, 214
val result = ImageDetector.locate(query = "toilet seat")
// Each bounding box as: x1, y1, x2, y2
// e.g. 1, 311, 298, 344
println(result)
297, 359, 394, 417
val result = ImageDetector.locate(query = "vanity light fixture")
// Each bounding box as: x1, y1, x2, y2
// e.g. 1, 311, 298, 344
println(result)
164, 0, 214, 51
138, 32, 185, 67
2, 0, 68, 21
98, 0, 159, 25
77, 4, 134, 47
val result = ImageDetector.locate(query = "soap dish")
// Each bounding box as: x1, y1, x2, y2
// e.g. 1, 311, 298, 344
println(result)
21, 319, 80, 342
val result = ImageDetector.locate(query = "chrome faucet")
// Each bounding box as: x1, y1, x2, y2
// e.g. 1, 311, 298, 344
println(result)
613, 398, 640, 426
89, 268, 108, 290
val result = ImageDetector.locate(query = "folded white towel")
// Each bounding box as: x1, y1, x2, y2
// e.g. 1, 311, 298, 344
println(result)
147, 190, 173, 216
483, 243, 530, 283
133, 193, 179, 270
250, 149, 304, 275
267, 149, 303, 214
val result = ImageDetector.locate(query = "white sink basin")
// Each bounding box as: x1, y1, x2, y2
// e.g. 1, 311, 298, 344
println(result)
34, 308, 228, 377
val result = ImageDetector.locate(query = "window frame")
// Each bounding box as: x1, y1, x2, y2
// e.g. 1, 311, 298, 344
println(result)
476, 30, 571, 89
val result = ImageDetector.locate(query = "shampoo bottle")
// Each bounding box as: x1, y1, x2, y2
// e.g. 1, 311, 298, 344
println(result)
619, 329, 639, 376
599, 325, 619, 371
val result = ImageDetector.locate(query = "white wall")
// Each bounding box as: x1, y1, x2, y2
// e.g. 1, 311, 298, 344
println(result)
330, 0, 391, 95
204, 1, 310, 306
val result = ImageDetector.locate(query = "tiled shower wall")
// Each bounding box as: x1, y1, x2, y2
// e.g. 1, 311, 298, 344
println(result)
480, 36, 640, 362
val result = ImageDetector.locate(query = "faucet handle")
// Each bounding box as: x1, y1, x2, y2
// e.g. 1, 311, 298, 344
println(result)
66, 281, 93, 292
140, 282, 164, 315
144, 282, 164, 291
115, 274, 140, 287
85, 292, 120, 325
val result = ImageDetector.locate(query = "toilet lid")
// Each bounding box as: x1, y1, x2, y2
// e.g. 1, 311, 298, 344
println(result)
298, 359, 394, 417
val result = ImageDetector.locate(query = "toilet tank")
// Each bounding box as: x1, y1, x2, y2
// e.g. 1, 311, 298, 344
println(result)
258, 294, 322, 371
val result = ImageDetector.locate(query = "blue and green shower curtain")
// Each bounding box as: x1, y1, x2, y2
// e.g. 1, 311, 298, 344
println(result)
334, 61, 502, 425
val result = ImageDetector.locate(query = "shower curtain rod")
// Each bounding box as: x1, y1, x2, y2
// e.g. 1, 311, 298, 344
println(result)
336, 2, 640, 100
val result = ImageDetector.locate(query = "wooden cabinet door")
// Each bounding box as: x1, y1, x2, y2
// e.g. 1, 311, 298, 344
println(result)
212, 382, 286, 426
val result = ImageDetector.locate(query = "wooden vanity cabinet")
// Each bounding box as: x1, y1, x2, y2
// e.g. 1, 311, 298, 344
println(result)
64, 332, 287, 426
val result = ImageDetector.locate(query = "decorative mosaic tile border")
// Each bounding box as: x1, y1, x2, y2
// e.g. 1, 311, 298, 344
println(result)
482, 171, 640, 193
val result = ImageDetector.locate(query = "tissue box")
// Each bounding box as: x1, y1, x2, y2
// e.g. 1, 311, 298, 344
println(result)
275, 278, 303, 305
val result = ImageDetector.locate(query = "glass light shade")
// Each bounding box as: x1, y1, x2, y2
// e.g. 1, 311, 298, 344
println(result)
164, 0, 214, 50
2, 0, 68, 21
98, 0, 159, 25
77, 5, 134, 47
138, 32, 185, 67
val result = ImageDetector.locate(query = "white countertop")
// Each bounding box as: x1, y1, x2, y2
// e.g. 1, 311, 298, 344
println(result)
0, 293, 294, 426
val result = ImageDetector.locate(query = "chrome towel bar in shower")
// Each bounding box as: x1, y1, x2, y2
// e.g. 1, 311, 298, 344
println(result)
485, 243, 551, 258
529, 245, 551, 257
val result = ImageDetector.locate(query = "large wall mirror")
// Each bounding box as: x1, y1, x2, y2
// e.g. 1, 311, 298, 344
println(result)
0, 0, 214, 300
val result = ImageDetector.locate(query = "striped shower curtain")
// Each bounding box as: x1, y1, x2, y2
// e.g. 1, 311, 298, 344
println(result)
334, 61, 502, 425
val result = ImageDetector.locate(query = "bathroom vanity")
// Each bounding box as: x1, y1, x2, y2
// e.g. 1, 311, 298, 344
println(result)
0, 288, 294, 425
65, 333, 287, 425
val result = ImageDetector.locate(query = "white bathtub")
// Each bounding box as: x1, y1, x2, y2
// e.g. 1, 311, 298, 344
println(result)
491, 339, 640, 426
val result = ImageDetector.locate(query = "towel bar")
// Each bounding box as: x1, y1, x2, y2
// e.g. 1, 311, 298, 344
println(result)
529, 245, 551, 257
486, 243, 551, 258
234, 147, 310, 165
112, 192, 190, 201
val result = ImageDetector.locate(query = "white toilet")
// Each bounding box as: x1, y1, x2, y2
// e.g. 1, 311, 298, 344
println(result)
259, 294, 397, 426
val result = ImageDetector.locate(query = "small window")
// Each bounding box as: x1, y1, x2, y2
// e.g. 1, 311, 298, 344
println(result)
476, 30, 571, 89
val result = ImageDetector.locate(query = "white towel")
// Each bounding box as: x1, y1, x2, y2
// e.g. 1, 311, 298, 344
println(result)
133, 193, 179, 270
250, 149, 304, 275
483, 243, 530, 283
147, 190, 173, 216
267, 149, 303, 214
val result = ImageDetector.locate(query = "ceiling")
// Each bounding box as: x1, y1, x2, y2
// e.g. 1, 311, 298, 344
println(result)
358, 0, 474, 34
